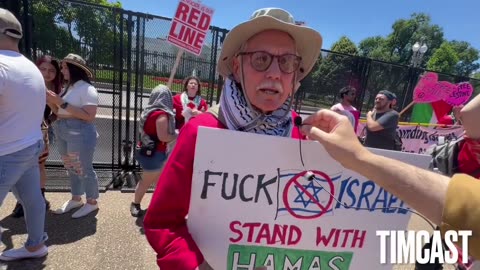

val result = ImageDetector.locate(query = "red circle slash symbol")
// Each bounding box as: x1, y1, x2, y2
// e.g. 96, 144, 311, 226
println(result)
282, 170, 335, 219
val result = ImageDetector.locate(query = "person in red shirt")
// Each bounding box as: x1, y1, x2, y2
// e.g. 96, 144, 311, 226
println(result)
456, 94, 480, 179
143, 7, 323, 270
172, 76, 208, 130
131, 84, 177, 217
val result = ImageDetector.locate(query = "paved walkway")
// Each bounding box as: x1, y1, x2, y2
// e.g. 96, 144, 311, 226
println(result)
0, 191, 474, 270
0, 192, 156, 270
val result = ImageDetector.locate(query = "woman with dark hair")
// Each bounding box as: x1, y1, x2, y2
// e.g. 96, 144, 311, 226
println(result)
11, 55, 62, 218
46, 53, 100, 219
172, 76, 208, 130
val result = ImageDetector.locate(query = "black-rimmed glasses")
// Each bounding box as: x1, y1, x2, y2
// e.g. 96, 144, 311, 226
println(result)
237, 51, 302, 74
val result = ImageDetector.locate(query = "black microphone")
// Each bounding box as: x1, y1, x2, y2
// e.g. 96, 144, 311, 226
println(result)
294, 116, 303, 127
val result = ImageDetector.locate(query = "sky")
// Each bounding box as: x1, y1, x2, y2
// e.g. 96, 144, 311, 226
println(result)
118, 0, 480, 51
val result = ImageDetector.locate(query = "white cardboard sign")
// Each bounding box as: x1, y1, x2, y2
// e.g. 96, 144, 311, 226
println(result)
188, 127, 431, 270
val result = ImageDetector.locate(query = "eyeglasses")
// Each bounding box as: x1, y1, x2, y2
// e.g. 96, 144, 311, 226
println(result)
237, 51, 302, 74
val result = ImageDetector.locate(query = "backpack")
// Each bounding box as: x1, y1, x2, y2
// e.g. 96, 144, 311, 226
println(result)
428, 137, 480, 178
427, 139, 462, 176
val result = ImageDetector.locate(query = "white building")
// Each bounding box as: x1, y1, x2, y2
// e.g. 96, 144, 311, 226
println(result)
132, 36, 221, 80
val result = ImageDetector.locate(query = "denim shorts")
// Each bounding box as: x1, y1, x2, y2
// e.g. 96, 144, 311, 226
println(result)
134, 149, 167, 172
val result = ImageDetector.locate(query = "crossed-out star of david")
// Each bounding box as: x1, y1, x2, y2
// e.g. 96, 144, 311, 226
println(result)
294, 181, 323, 208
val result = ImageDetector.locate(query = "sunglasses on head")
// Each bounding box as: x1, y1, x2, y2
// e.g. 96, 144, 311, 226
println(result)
237, 51, 302, 74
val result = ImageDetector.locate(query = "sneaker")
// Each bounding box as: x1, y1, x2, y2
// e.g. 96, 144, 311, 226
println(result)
130, 203, 143, 217
0, 246, 48, 261
53, 200, 83, 215
72, 203, 98, 219
11, 202, 24, 218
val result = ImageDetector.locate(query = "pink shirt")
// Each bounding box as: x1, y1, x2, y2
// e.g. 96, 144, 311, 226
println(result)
331, 103, 360, 132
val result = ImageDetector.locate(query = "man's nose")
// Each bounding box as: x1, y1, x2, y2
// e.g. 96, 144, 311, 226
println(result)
265, 57, 282, 80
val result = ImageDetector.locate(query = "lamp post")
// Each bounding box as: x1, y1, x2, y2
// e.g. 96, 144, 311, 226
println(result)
401, 40, 429, 113
411, 41, 428, 68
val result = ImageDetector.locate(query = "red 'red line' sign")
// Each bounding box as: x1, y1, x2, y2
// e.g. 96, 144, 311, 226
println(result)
168, 0, 215, 56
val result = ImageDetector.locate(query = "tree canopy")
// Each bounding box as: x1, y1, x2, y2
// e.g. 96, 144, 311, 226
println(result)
304, 12, 479, 111
32, 0, 122, 65
355, 13, 478, 76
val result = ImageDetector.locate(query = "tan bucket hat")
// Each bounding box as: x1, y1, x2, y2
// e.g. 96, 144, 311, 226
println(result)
62, 53, 93, 78
217, 7, 323, 81
0, 8, 23, 39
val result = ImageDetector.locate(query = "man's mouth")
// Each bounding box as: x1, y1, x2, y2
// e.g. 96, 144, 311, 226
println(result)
259, 88, 280, 95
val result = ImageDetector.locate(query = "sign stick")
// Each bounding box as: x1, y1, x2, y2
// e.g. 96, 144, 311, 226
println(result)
167, 49, 184, 89
399, 101, 415, 116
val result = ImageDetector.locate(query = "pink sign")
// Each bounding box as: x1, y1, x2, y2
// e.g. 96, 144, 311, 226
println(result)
445, 82, 474, 106
432, 81, 456, 100
413, 72, 441, 103
413, 72, 474, 106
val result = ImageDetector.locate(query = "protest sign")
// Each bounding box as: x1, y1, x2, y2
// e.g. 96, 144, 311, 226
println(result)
401, 71, 475, 115
187, 127, 431, 270
166, 0, 214, 87
167, 0, 214, 56
401, 72, 452, 115
413, 72, 442, 103
357, 123, 464, 154
445, 82, 474, 106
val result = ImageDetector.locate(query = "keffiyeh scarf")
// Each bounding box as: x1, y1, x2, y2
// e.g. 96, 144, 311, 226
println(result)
219, 77, 294, 137
139, 85, 175, 146
181, 91, 202, 109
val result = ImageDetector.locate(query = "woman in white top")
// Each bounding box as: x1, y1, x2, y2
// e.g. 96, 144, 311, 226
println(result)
46, 54, 100, 219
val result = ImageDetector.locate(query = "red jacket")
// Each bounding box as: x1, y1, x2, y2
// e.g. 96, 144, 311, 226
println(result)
143, 111, 305, 269
457, 137, 480, 179
173, 93, 208, 130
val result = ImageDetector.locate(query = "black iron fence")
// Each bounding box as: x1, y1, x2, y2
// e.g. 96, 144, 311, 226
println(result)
1, 0, 229, 190
296, 50, 480, 119
2, 0, 479, 190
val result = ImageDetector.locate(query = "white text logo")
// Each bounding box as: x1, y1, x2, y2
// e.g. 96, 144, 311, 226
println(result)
377, 230, 472, 264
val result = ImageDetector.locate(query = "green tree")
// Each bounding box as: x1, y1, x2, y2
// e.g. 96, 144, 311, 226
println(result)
358, 36, 388, 58
353, 13, 450, 110
309, 37, 360, 108
330, 36, 358, 55
31, 1, 75, 58
427, 42, 459, 74
358, 13, 444, 67
32, 0, 123, 65
448, 41, 480, 77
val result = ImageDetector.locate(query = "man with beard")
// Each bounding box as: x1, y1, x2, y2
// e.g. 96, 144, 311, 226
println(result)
331, 86, 360, 132
364, 90, 400, 150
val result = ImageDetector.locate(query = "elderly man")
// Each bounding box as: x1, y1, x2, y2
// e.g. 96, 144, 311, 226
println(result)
0, 8, 48, 260
364, 90, 400, 150
143, 8, 322, 269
